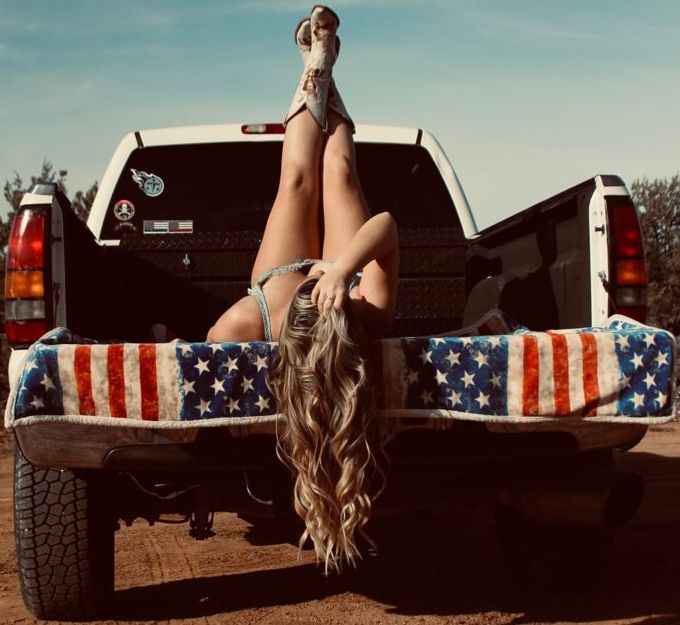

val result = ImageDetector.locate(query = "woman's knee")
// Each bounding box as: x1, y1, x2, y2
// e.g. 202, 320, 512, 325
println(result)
279, 163, 316, 201
322, 150, 354, 188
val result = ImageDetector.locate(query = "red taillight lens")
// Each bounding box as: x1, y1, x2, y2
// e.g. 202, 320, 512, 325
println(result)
607, 196, 647, 322
617, 306, 647, 323
5, 320, 48, 344
5, 206, 50, 346
7, 209, 45, 269
609, 200, 644, 257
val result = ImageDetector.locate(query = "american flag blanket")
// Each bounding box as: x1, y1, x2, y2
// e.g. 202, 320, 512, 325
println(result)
5, 316, 676, 429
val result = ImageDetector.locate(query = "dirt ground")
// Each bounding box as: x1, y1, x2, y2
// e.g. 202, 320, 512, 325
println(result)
1, 424, 679, 625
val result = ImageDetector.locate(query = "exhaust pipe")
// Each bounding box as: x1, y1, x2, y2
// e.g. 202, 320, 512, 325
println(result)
496, 471, 644, 529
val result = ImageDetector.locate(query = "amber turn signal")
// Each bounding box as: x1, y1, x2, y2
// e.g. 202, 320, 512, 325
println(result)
616, 259, 647, 285
5, 270, 45, 298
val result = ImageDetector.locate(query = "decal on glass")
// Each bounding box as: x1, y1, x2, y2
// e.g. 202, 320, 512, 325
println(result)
113, 199, 135, 221
143, 220, 193, 234
131, 169, 165, 197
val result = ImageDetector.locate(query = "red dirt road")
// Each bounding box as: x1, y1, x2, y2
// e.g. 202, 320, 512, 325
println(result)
1, 425, 679, 625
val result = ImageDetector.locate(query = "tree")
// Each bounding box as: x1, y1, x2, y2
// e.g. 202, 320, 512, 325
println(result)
71, 184, 99, 222
631, 175, 680, 335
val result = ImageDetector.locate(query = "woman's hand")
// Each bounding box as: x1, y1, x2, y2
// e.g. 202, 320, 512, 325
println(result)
311, 264, 350, 316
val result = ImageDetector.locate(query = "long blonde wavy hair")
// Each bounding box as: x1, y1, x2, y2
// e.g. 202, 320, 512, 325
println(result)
270, 277, 386, 573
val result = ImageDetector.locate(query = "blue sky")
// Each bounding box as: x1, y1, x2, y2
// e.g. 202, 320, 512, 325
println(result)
1, 0, 679, 229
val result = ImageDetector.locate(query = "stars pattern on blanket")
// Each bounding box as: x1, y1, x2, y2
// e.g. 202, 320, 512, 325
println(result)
400, 336, 508, 415
610, 319, 673, 416
393, 316, 674, 417
14, 346, 62, 419
178, 341, 277, 420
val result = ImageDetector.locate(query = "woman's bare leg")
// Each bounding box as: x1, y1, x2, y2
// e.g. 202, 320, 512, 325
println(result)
251, 109, 325, 282
320, 112, 369, 260
321, 112, 398, 333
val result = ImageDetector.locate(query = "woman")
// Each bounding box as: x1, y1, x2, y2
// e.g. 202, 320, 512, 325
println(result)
207, 5, 399, 573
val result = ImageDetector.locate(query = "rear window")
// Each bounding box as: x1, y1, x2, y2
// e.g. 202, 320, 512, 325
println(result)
101, 142, 459, 239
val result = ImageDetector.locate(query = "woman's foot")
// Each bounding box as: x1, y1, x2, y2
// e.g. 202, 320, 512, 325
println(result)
290, 8, 354, 133
294, 17, 311, 59
284, 6, 339, 132
311, 5, 340, 33
307, 4, 339, 82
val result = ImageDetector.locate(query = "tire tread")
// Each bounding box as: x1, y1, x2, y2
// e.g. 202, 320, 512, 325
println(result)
13, 443, 114, 620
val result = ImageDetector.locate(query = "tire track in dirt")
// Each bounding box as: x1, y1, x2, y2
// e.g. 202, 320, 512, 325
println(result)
171, 533, 199, 579
145, 532, 172, 584
114, 523, 183, 590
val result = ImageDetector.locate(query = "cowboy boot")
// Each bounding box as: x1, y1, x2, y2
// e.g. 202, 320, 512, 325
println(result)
327, 60, 355, 132
293, 15, 355, 133
284, 6, 339, 132
294, 16, 312, 60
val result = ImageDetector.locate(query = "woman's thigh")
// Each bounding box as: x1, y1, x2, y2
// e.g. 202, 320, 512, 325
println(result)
320, 115, 368, 260
251, 112, 323, 283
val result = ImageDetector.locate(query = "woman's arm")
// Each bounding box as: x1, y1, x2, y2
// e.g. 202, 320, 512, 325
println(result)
312, 211, 398, 314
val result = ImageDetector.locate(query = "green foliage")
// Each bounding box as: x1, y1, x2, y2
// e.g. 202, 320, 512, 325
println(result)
631, 175, 680, 335
71, 184, 99, 222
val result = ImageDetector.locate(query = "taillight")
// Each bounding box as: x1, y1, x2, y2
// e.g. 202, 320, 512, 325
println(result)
241, 123, 285, 134
607, 196, 647, 322
4, 207, 50, 346
6, 319, 48, 344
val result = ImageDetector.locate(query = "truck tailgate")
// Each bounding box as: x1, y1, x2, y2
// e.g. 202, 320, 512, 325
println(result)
7, 316, 674, 431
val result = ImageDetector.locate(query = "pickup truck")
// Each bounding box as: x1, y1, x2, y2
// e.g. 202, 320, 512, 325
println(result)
3, 123, 673, 620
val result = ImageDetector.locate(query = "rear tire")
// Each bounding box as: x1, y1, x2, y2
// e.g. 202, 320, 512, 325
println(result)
13, 443, 115, 620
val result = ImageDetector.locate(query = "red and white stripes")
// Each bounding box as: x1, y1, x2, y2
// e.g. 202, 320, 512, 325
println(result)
57, 342, 179, 420
507, 331, 620, 417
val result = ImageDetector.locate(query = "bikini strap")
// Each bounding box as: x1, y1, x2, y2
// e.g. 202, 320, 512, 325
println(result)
247, 284, 274, 341
254, 258, 322, 288
248, 258, 323, 341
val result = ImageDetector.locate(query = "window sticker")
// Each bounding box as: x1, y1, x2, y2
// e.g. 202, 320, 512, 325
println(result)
131, 169, 165, 197
113, 199, 135, 221
143, 220, 193, 234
